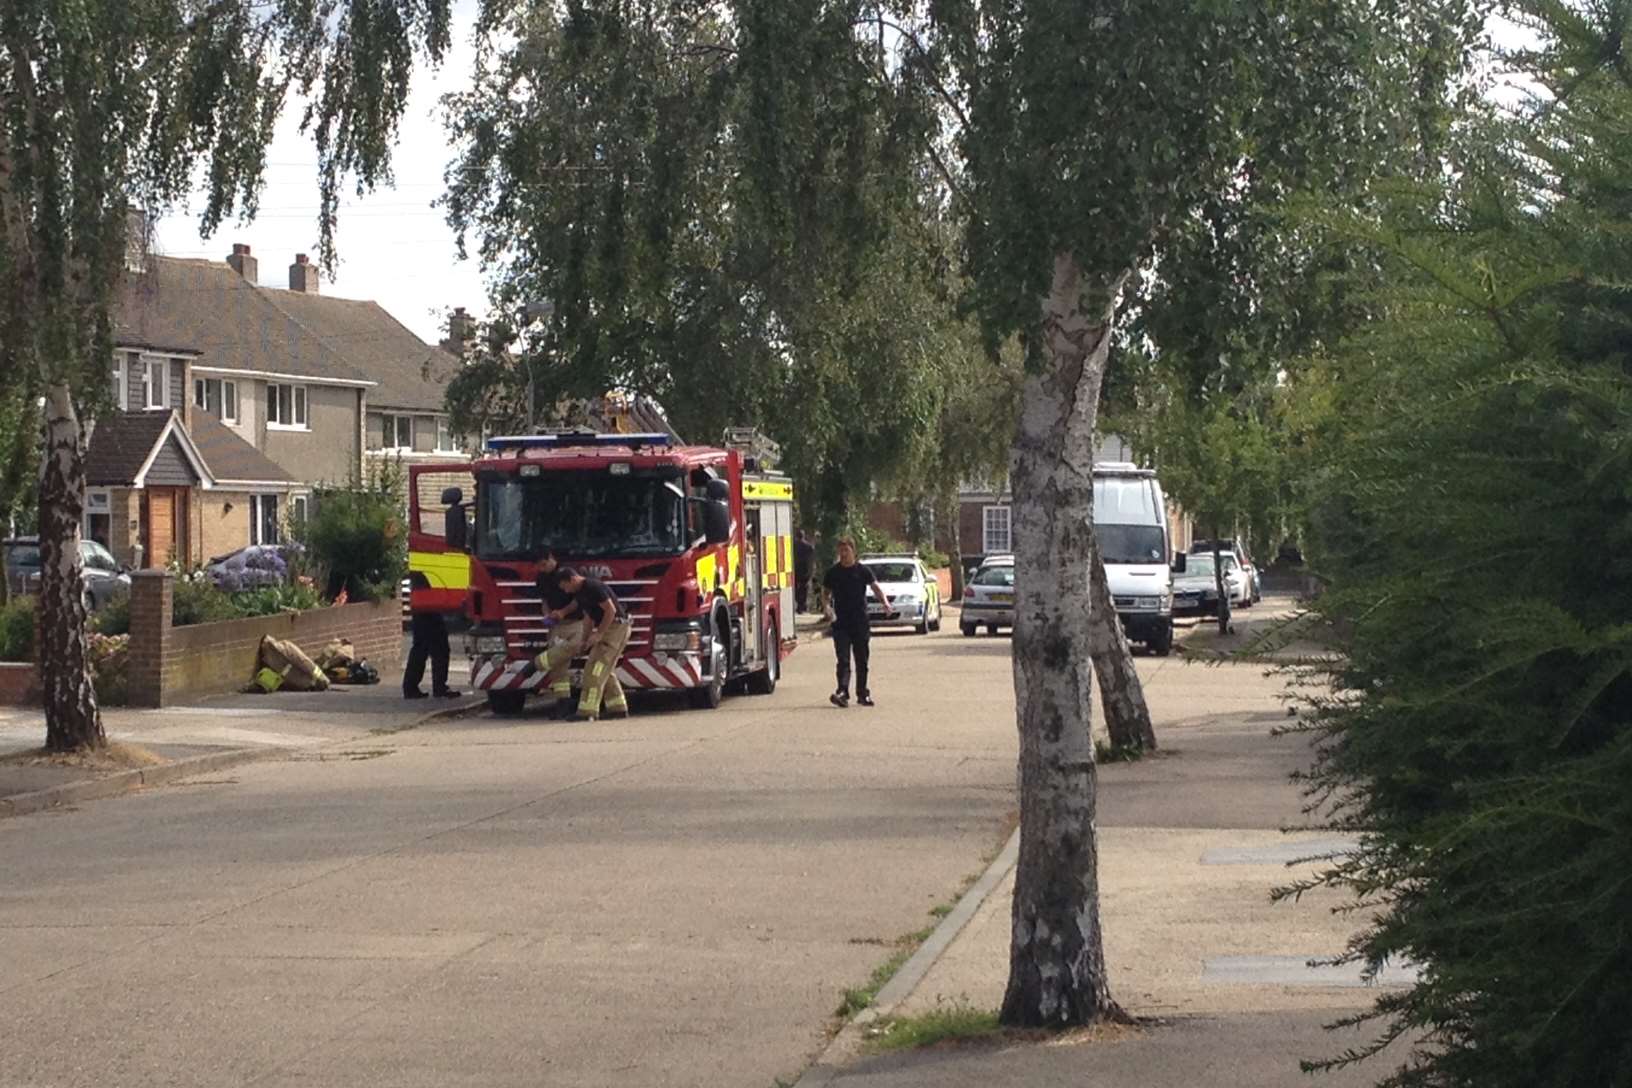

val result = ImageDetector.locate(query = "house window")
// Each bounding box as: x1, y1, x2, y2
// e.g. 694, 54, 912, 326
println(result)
193, 377, 239, 423
111, 356, 127, 411
250, 494, 280, 546
435, 418, 458, 452
290, 494, 310, 531
142, 357, 168, 410
982, 505, 1012, 555
267, 383, 308, 429
84, 490, 112, 549
374, 413, 412, 451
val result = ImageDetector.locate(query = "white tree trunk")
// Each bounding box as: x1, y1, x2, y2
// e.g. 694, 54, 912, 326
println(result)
1001, 253, 1127, 1028
38, 383, 103, 752
1089, 542, 1157, 752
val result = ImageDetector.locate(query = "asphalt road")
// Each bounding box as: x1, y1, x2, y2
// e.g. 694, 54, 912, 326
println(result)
0, 625, 1022, 1088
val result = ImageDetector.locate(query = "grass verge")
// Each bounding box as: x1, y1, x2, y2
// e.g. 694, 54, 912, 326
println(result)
864, 1002, 1002, 1053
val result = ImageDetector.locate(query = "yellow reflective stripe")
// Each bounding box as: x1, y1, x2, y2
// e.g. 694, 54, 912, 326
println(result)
728, 544, 740, 589
409, 550, 471, 590
743, 479, 794, 502
782, 535, 793, 573
696, 552, 717, 592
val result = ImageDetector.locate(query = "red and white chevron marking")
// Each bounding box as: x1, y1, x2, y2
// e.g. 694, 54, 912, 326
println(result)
473, 653, 702, 692
619, 653, 703, 690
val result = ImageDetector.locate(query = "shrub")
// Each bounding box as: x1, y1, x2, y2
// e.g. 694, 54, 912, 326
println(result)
0, 596, 34, 661
231, 583, 323, 618
916, 547, 951, 570
94, 590, 130, 636
87, 632, 129, 705
171, 575, 239, 627
298, 464, 407, 603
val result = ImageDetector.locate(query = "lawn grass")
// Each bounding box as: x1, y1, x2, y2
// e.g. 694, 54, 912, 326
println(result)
863, 1002, 1003, 1053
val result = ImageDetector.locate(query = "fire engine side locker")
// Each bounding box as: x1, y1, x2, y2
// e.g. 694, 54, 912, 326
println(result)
741, 474, 796, 655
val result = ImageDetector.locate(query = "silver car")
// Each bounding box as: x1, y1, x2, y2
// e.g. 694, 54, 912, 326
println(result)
11, 537, 131, 612
960, 558, 1015, 636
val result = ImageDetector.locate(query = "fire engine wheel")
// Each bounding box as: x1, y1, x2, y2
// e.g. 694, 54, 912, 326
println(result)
689, 634, 727, 709
747, 620, 779, 695
486, 690, 527, 717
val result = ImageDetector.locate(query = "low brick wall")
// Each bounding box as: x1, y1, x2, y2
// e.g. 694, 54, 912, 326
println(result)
127, 572, 402, 707
0, 661, 38, 706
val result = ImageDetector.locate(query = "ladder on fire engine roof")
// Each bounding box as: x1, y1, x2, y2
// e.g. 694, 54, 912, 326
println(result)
723, 427, 781, 469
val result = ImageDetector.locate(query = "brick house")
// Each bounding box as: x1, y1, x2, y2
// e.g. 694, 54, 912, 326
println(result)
85, 244, 468, 568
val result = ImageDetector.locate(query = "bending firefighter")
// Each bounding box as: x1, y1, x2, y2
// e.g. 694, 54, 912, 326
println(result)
549, 567, 631, 721
530, 550, 585, 716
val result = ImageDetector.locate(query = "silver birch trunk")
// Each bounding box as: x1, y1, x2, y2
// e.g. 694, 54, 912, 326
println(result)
1089, 542, 1157, 752
1000, 252, 1127, 1028
38, 383, 103, 752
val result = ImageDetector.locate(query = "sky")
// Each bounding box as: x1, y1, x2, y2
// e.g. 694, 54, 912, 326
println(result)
150, 8, 1545, 349
150, 3, 487, 346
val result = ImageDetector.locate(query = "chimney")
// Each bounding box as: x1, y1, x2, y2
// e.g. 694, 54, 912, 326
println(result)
288, 253, 320, 294
226, 243, 258, 283
443, 306, 476, 356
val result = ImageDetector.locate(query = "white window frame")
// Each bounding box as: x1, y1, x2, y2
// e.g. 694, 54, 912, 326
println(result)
111, 355, 127, 411
142, 356, 168, 410
982, 505, 1012, 555
289, 493, 310, 529
384, 414, 413, 451
267, 383, 309, 430
434, 417, 458, 453
193, 376, 239, 424
84, 488, 112, 546
249, 494, 281, 546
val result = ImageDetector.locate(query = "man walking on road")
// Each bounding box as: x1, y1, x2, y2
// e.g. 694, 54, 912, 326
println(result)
794, 530, 815, 613
531, 549, 583, 715
821, 537, 894, 707
552, 567, 631, 720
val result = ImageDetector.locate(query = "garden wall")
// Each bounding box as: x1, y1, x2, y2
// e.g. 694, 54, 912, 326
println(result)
127, 572, 402, 707
0, 662, 37, 706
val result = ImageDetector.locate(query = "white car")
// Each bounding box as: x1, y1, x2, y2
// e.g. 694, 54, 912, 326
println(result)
860, 554, 943, 635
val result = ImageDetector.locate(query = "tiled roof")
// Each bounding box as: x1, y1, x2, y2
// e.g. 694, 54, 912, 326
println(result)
115, 258, 375, 385
191, 413, 295, 485
85, 411, 176, 486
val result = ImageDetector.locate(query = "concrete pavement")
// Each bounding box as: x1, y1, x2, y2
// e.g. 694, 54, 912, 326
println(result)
0, 626, 1019, 1087
817, 594, 1402, 1087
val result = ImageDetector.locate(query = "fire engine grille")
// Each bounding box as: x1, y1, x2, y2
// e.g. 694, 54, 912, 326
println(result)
495, 579, 658, 651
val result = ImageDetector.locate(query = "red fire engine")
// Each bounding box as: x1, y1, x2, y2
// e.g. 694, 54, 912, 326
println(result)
412, 429, 796, 715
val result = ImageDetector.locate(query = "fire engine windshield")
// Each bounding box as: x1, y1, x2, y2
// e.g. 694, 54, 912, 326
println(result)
476, 473, 688, 560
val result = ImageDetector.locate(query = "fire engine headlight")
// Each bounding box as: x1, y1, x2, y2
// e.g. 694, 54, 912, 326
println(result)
654, 630, 702, 652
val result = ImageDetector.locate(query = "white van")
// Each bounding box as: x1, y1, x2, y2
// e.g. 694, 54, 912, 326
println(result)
1092, 462, 1180, 656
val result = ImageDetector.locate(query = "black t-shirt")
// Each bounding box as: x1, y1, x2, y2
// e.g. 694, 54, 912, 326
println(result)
537, 570, 575, 613
823, 562, 879, 629
444, 505, 468, 552
794, 539, 815, 578
575, 576, 627, 623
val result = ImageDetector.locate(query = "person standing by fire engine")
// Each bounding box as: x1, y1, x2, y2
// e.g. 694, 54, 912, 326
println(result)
403, 487, 466, 700
821, 537, 894, 707
552, 567, 631, 720
531, 549, 584, 712
794, 529, 815, 613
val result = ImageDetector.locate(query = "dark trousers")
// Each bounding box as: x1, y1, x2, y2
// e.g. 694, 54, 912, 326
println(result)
832, 623, 871, 697
795, 573, 812, 613
404, 611, 451, 694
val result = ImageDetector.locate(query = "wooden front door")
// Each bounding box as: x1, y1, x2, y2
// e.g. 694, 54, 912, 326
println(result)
142, 487, 189, 569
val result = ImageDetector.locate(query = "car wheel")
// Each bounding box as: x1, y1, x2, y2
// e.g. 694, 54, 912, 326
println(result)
1150, 621, 1174, 657
960, 622, 976, 638
915, 610, 930, 635
987, 623, 999, 636
83, 589, 96, 614
929, 604, 941, 633
689, 632, 727, 709
747, 620, 778, 695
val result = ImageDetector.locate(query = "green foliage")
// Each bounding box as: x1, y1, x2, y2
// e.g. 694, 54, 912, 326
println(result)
93, 591, 130, 636
1287, 9, 1632, 1084
170, 578, 240, 628
0, 597, 35, 662
229, 584, 324, 618
865, 1003, 1001, 1053
299, 464, 408, 604
86, 633, 129, 706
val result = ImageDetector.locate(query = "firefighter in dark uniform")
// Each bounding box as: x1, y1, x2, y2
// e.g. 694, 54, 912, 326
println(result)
403, 487, 466, 699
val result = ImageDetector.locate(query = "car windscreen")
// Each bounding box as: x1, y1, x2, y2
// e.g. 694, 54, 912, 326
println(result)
1096, 524, 1167, 565
864, 562, 918, 583
972, 565, 1015, 587
5, 543, 41, 570
476, 472, 686, 560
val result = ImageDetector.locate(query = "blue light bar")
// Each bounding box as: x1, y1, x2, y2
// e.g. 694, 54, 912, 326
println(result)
486, 432, 673, 453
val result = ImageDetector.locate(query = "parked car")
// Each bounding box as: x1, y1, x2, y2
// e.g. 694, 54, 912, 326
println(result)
11, 536, 131, 612
1189, 538, 1261, 606
960, 555, 1015, 636
861, 554, 943, 635
1179, 549, 1249, 610
205, 544, 300, 590
1095, 463, 1177, 655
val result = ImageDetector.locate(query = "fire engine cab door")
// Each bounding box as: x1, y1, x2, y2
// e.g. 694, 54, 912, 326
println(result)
744, 509, 764, 664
